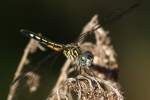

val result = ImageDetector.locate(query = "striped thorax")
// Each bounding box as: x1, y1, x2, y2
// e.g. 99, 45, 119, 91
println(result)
63, 44, 81, 60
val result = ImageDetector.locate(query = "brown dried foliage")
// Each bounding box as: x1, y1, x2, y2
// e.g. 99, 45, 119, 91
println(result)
7, 15, 124, 100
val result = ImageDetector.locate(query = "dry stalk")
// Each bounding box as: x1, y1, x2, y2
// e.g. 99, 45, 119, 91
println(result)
7, 39, 45, 100
47, 15, 124, 100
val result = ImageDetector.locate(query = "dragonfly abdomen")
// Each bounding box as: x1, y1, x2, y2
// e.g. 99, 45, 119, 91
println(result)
20, 29, 63, 52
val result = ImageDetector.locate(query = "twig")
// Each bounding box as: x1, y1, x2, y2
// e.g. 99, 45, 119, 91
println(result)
7, 39, 42, 100
52, 59, 72, 93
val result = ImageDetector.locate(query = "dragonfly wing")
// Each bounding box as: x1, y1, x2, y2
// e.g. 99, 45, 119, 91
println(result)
11, 50, 60, 86
76, 28, 99, 45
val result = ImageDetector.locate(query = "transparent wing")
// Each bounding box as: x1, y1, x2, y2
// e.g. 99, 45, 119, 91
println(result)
11, 49, 60, 86
8, 47, 62, 100
76, 25, 100, 44
76, 1, 139, 45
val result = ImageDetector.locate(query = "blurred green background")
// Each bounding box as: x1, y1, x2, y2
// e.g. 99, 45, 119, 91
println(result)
0, 0, 150, 100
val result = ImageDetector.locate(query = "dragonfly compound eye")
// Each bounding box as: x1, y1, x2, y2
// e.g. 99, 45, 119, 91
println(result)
83, 51, 93, 66
76, 51, 93, 67
83, 51, 94, 59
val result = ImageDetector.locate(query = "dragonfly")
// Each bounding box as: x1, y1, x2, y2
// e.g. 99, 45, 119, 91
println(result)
11, 27, 98, 86
20, 29, 95, 68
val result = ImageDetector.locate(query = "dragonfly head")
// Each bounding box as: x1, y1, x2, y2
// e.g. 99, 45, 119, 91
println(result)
76, 51, 94, 67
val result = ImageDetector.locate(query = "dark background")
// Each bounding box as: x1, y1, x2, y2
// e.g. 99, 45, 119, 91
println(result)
0, 0, 150, 100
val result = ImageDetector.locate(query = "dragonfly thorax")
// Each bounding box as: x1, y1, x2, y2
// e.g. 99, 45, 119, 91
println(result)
63, 44, 81, 60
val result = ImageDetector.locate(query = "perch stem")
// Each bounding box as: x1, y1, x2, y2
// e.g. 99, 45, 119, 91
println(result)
7, 39, 39, 100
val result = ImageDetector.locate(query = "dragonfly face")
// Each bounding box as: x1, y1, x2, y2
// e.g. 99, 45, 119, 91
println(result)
76, 51, 94, 67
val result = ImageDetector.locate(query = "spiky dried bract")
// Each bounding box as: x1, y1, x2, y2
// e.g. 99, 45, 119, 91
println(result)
94, 27, 118, 69
48, 15, 124, 100
26, 72, 40, 92
48, 74, 123, 100
7, 39, 45, 100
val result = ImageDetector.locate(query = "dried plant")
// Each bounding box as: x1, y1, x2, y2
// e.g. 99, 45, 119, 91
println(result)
7, 39, 45, 100
47, 15, 123, 100
7, 15, 124, 100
